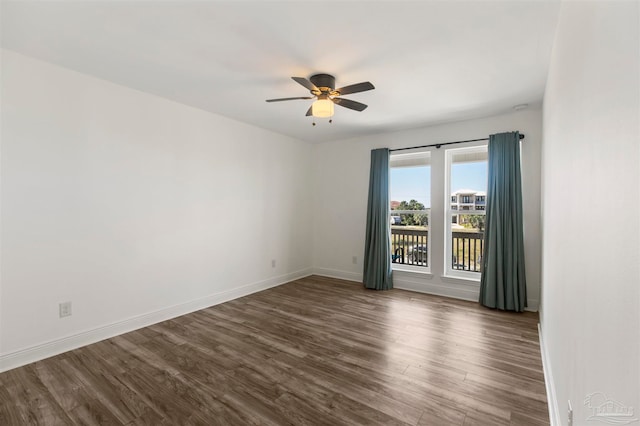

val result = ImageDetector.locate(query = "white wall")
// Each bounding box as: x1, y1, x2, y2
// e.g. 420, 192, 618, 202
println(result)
540, 2, 639, 425
0, 50, 313, 370
312, 109, 542, 309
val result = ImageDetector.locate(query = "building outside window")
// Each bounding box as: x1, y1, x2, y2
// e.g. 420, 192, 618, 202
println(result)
450, 190, 487, 224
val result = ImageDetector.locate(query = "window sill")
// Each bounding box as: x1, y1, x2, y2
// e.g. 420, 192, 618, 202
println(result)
392, 265, 433, 277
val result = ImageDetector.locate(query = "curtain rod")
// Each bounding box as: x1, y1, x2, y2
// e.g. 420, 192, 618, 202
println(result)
389, 133, 525, 152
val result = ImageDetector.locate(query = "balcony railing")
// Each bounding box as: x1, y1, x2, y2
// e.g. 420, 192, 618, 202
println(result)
452, 231, 484, 272
391, 227, 429, 267
391, 227, 484, 272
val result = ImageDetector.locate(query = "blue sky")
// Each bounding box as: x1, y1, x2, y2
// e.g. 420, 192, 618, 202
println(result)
390, 162, 487, 207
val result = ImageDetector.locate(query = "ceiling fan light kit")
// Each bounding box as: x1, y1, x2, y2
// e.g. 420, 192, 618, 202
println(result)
266, 73, 374, 124
311, 98, 334, 118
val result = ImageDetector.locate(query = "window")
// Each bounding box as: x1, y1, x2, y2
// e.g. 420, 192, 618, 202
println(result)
389, 151, 431, 272
388, 143, 488, 281
445, 146, 488, 279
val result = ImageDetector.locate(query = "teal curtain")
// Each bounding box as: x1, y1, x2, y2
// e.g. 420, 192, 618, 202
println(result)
479, 132, 527, 311
363, 148, 393, 290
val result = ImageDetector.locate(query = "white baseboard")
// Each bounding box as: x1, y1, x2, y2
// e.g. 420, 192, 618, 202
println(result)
312, 267, 362, 283
313, 267, 481, 302
526, 299, 540, 312
393, 268, 478, 302
394, 277, 479, 302
313, 267, 539, 313
0, 268, 312, 373
538, 322, 560, 426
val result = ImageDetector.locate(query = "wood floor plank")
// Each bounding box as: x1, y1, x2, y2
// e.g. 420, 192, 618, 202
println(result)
276, 372, 411, 426
0, 275, 549, 425
1, 365, 76, 425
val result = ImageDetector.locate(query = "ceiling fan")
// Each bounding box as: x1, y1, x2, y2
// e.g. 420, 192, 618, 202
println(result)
266, 74, 375, 122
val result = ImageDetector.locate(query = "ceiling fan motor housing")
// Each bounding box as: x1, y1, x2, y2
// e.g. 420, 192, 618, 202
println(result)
310, 74, 336, 93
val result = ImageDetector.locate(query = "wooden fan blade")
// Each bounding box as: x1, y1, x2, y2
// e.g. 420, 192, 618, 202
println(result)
266, 97, 314, 102
335, 82, 375, 96
292, 77, 319, 92
305, 106, 312, 116
332, 97, 368, 111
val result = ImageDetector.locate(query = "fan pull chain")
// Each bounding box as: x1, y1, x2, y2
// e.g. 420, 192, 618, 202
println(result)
312, 117, 333, 126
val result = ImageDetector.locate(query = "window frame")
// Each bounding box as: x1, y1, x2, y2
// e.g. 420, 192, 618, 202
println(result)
444, 145, 488, 281
389, 150, 432, 274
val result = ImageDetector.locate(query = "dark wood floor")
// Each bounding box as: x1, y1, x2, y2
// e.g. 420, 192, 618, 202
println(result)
0, 275, 548, 425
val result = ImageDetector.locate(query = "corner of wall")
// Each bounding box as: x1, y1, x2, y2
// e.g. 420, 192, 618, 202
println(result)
538, 323, 560, 426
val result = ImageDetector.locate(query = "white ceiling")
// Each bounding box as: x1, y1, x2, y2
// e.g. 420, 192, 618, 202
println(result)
1, 1, 561, 143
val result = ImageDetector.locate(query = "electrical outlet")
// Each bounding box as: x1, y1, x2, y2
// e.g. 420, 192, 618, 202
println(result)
352, 256, 357, 264
59, 301, 72, 318
271, 259, 276, 268
568, 400, 573, 426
